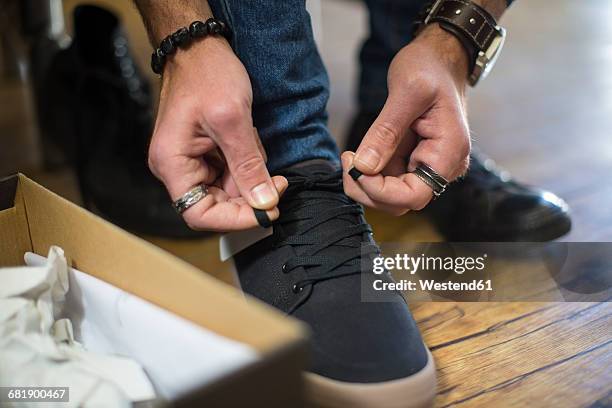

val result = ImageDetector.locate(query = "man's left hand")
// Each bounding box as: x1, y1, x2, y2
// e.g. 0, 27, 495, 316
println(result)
342, 24, 471, 215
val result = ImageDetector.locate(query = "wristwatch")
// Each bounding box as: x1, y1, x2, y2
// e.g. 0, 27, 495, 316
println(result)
414, 0, 506, 86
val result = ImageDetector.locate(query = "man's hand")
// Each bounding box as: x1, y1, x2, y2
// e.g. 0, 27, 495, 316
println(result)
148, 36, 287, 231
342, 24, 471, 215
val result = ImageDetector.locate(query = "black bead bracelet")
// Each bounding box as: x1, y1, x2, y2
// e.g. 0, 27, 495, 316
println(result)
150, 18, 230, 75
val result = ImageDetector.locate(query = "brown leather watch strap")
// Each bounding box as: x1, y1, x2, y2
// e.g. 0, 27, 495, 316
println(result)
429, 0, 498, 52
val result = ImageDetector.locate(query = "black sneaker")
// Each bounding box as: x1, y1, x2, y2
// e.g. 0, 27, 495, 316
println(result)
346, 111, 571, 242
227, 160, 436, 408
39, 5, 206, 238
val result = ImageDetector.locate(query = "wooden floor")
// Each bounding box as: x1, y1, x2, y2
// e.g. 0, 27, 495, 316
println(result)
1, 0, 611, 407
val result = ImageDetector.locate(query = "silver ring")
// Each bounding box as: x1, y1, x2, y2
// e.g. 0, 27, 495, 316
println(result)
172, 185, 208, 214
412, 164, 449, 198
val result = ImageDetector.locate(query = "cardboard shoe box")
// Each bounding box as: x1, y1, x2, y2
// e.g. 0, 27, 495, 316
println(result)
0, 173, 309, 407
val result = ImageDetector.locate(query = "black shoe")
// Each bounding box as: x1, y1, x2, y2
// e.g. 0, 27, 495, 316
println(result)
39, 5, 205, 238
230, 161, 436, 408
426, 151, 571, 241
345, 111, 572, 242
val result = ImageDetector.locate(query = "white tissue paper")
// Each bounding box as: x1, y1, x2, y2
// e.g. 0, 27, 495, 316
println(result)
23, 249, 258, 402
0, 246, 153, 407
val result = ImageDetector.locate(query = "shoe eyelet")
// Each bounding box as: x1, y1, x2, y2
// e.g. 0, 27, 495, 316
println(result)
292, 284, 303, 293
282, 263, 287, 273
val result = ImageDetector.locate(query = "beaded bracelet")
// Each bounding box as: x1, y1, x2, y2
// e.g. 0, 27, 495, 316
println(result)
150, 18, 230, 75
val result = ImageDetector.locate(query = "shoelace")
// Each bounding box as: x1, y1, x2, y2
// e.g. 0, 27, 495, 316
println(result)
276, 170, 380, 293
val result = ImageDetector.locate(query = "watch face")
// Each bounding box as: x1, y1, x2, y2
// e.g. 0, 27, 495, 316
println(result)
484, 27, 507, 77
470, 26, 506, 86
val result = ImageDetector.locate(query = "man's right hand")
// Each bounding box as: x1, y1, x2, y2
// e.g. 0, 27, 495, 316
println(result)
148, 36, 287, 231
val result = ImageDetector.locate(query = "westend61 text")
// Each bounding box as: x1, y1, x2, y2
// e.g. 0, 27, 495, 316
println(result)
373, 279, 493, 292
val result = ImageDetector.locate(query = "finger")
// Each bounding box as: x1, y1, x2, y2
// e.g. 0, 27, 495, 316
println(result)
182, 186, 280, 231
272, 175, 289, 198
345, 151, 432, 211
394, 98, 469, 208
162, 155, 220, 202
396, 135, 468, 211
410, 101, 471, 180
341, 152, 411, 215
357, 129, 466, 211
359, 172, 433, 211
149, 111, 218, 201
380, 129, 418, 176
211, 112, 278, 210
183, 175, 287, 232
217, 166, 287, 200
353, 90, 432, 175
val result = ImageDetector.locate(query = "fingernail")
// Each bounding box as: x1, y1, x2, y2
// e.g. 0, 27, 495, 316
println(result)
348, 167, 363, 181
251, 182, 277, 207
355, 148, 380, 171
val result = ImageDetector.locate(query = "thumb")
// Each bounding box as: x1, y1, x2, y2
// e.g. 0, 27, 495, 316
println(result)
217, 127, 279, 210
354, 92, 430, 175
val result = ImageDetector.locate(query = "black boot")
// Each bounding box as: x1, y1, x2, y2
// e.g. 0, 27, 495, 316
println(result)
345, 111, 571, 241
39, 5, 206, 238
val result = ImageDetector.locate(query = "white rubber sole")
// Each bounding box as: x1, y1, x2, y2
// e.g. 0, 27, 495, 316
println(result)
305, 348, 437, 408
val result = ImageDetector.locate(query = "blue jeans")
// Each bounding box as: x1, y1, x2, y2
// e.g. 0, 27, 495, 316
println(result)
359, 0, 423, 114
207, 0, 423, 172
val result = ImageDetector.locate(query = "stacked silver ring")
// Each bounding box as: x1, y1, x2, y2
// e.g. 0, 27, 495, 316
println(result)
173, 185, 209, 214
412, 164, 449, 198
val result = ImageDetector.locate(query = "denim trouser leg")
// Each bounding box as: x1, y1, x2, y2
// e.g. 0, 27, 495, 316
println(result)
207, 0, 339, 173
359, 0, 424, 114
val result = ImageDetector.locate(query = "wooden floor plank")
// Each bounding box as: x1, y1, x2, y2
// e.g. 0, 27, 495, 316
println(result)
442, 343, 611, 408
431, 303, 612, 407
